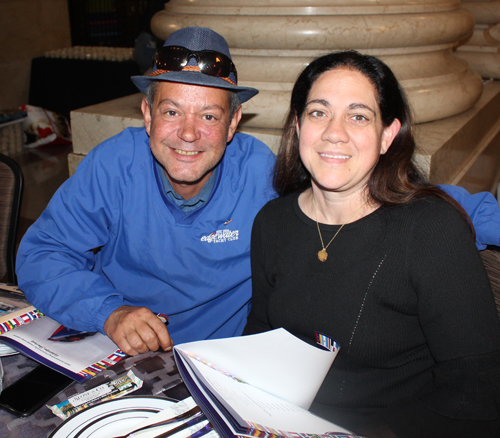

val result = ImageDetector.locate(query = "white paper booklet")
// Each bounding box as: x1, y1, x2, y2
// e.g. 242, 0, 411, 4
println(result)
174, 328, 360, 438
0, 315, 125, 382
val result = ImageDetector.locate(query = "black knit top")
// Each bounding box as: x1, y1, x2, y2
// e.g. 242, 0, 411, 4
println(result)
244, 192, 500, 438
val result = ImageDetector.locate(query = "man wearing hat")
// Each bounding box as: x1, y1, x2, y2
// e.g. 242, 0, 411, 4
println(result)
16, 27, 276, 355
15, 26, 500, 357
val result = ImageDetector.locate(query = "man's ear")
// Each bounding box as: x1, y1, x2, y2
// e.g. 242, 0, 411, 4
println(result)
380, 118, 401, 155
141, 97, 152, 136
226, 105, 242, 143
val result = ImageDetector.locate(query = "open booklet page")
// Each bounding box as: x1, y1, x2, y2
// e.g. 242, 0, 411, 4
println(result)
0, 316, 124, 382
174, 329, 360, 438
0, 286, 40, 356
176, 350, 358, 438
175, 328, 337, 409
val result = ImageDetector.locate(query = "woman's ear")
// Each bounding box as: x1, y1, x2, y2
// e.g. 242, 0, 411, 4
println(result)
380, 118, 401, 155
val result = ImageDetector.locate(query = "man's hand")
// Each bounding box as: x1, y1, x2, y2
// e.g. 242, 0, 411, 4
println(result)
104, 305, 173, 356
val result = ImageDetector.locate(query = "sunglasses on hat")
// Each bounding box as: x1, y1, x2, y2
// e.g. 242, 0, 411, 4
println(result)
153, 46, 238, 84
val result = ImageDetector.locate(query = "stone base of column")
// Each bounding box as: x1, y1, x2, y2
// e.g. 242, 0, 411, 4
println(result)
68, 81, 500, 195
68, 93, 144, 175
417, 80, 500, 193
456, 24, 500, 80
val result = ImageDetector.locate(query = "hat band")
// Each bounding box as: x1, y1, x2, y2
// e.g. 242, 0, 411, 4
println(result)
150, 66, 237, 86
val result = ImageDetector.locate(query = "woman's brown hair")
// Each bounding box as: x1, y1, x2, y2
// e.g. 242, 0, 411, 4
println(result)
274, 50, 472, 230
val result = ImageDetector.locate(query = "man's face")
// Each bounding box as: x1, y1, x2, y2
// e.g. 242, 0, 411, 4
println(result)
142, 81, 242, 199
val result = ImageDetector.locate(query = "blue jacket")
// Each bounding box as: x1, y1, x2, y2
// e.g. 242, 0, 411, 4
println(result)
438, 185, 500, 250
16, 126, 499, 344
16, 128, 276, 344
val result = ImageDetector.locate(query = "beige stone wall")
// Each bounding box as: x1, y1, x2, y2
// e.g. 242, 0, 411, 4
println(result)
0, 0, 71, 109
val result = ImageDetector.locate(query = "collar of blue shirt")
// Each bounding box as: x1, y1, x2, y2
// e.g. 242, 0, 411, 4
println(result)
157, 162, 218, 215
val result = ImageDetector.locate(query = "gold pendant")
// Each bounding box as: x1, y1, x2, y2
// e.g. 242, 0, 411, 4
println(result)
318, 249, 328, 262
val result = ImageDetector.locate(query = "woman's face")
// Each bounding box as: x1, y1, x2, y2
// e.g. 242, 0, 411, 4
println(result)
297, 67, 400, 197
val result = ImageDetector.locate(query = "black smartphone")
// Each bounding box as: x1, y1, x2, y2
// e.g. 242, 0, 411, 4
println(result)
0, 365, 73, 417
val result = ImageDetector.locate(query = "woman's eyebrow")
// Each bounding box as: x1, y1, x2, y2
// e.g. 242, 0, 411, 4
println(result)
305, 99, 330, 108
348, 103, 376, 115
305, 100, 376, 116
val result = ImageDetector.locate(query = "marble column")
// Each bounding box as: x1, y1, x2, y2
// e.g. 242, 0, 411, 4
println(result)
152, 0, 482, 143
456, 0, 500, 79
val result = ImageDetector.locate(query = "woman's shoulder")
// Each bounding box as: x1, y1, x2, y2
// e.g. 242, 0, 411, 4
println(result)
260, 192, 298, 211
255, 192, 299, 223
387, 196, 474, 245
398, 196, 465, 221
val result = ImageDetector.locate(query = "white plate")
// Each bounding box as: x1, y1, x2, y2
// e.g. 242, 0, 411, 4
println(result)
49, 396, 175, 438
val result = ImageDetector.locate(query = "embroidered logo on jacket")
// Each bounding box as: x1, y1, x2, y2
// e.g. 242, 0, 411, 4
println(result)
201, 229, 239, 243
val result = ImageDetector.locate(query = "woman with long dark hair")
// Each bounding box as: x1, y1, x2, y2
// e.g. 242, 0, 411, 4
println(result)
244, 51, 500, 438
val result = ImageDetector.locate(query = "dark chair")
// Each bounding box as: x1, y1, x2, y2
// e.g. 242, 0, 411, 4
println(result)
480, 246, 500, 319
0, 153, 23, 284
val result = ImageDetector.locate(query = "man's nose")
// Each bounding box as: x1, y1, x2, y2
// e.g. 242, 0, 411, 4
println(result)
177, 116, 200, 142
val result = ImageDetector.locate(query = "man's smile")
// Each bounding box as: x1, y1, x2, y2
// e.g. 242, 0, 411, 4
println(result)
174, 149, 201, 156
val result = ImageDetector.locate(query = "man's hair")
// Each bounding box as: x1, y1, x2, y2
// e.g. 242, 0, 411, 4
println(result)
145, 81, 159, 111
145, 81, 240, 120
228, 91, 240, 120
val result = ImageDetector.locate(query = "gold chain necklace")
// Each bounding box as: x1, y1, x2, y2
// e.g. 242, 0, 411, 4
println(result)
312, 195, 368, 262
